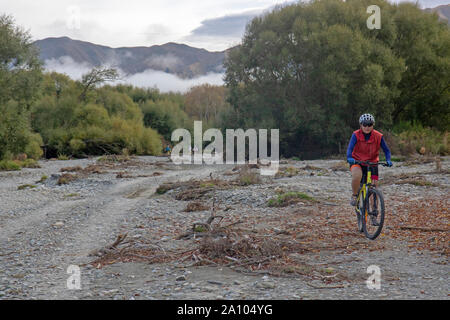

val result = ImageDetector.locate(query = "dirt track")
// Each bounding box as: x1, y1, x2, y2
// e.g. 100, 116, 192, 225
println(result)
0, 156, 448, 299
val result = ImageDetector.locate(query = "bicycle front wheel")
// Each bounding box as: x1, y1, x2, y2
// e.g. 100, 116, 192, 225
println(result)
356, 193, 364, 233
362, 188, 385, 240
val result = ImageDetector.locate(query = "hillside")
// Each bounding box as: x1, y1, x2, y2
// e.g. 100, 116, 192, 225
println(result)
34, 37, 226, 78
424, 4, 450, 24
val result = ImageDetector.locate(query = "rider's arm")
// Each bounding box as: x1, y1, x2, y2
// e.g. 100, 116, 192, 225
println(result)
380, 136, 391, 162
346, 133, 357, 159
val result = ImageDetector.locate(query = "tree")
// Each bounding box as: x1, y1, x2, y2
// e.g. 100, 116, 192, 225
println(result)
0, 15, 43, 160
224, 0, 449, 158
0, 14, 42, 108
184, 84, 231, 128
79, 67, 119, 101
390, 2, 450, 130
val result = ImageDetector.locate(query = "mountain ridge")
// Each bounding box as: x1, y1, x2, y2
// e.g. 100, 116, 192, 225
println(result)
424, 4, 450, 25
34, 36, 226, 79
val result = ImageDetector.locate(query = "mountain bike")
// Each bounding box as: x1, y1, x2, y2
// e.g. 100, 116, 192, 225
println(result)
353, 161, 389, 240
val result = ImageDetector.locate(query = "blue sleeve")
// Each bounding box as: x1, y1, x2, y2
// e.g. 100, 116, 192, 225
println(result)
346, 134, 357, 159
380, 137, 391, 161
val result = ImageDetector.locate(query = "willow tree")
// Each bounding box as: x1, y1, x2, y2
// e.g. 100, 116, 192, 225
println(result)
0, 15, 43, 160
224, 0, 449, 157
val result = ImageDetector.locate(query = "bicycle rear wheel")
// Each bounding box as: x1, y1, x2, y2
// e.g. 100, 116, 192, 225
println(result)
362, 188, 385, 240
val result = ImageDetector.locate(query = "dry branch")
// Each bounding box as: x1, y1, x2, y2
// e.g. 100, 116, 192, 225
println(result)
399, 226, 449, 232
307, 282, 349, 289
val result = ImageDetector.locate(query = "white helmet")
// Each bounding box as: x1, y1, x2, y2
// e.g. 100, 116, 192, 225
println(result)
359, 113, 375, 125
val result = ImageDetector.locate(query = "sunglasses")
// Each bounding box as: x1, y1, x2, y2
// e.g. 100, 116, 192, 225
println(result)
362, 123, 373, 127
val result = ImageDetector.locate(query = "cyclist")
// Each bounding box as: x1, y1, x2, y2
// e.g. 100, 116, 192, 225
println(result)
347, 114, 393, 206
164, 144, 171, 155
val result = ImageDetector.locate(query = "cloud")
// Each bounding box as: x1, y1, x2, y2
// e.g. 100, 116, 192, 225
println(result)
43, 56, 224, 92
143, 24, 175, 43
182, 2, 295, 50
144, 54, 182, 70
43, 56, 92, 79
180, 10, 261, 51
118, 69, 224, 93
189, 12, 260, 38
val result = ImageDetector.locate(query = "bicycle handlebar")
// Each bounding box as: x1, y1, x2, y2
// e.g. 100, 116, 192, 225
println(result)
354, 160, 389, 167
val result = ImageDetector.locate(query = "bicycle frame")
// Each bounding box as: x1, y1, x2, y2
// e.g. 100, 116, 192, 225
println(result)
356, 167, 371, 208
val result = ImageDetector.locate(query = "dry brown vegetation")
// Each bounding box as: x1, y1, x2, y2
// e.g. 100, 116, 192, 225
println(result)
387, 197, 449, 255
57, 173, 79, 185
156, 168, 261, 200
88, 199, 380, 287
183, 201, 210, 212
380, 173, 441, 187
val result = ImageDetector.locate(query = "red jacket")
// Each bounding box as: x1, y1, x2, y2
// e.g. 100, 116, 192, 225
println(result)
351, 129, 383, 162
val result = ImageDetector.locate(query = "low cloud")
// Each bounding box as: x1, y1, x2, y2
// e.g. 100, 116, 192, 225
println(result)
43, 56, 93, 79
118, 69, 224, 93
43, 56, 224, 92
144, 54, 182, 70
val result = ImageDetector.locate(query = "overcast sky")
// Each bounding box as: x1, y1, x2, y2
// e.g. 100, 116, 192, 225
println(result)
2, 0, 449, 51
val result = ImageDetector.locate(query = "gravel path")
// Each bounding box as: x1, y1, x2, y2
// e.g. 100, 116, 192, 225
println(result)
0, 156, 448, 300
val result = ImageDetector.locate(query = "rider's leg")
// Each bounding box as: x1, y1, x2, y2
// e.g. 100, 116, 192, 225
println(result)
351, 165, 362, 196
350, 165, 362, 205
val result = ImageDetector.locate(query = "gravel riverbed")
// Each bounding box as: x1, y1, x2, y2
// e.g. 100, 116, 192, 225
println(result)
0, 156, 448, 300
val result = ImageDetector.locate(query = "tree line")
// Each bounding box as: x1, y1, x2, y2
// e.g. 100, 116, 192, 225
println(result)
1, 0, 449, 163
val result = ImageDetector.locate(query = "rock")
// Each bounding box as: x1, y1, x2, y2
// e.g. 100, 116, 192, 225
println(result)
324, 267, 335, 274
102, 289, 119, 296
257, 281, 276, 289
202, 286, 216, 293
176, 275, 186, 281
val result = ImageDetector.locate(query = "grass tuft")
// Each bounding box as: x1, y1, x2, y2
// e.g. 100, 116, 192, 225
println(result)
268, 192, 316, 207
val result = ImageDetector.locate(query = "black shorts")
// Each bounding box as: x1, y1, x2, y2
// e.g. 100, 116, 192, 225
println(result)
350, 164, 379, 181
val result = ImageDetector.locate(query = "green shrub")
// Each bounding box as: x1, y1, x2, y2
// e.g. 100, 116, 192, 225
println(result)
18, 184, 36, 190
21, 159, 41, 168
140, 99, 189, 140
0, 101, 32, 160
388, 122, 449, 156
268, 192, 315, 207
31, 86, 163, 157
0, 160, 21, 171
69, 138, 86, 154
25, 133, 44, 160
57, 154, 70, 160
